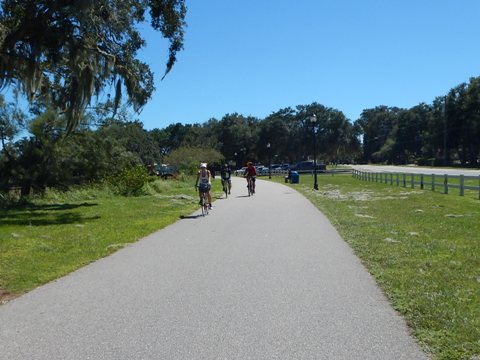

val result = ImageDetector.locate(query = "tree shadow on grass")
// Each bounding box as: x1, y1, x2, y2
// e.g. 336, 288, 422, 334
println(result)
25, 202, 98, 211
0, 202, 100, 226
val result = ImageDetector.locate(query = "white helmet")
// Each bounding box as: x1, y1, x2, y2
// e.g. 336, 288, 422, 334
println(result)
200, 163, 207, 169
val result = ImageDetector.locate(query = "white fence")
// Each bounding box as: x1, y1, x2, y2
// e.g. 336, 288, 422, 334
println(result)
352, 169, 480, 199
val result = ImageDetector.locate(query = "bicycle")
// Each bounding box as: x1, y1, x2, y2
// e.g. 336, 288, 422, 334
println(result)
246, 176, 255, 196
221, 178, 230, 198
196, 185, 209, 216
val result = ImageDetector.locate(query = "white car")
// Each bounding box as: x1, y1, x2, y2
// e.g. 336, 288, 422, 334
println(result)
235, 167, 247, 176
256, 166, 271, 176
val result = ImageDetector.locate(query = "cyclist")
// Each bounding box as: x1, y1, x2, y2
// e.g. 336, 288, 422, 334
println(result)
243, 161, 257, 194
220, 163, 232, 194
195, 163, 212, 208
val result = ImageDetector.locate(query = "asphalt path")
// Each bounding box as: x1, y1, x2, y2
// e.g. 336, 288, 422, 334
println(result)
0, 177, 428, 359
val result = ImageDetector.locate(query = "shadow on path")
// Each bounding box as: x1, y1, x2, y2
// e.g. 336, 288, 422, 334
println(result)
179, 214, 205, 220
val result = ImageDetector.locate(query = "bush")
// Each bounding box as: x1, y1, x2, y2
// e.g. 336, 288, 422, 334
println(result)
415, 157, 444, 166
0, 190, 28, 209
105, 165, 150, 196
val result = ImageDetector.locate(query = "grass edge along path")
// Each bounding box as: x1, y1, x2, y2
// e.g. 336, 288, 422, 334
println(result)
0, 177, 216, 304
279, 173, 479, 360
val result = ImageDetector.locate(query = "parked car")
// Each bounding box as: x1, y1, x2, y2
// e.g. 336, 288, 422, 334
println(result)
235, 167, 247, 176
290, 161, 326, 172
154, 163, 175, 178
256, 166, 270, 176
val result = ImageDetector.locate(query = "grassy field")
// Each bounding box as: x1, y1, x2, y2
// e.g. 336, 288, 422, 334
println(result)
1, 172, 479, 359
277, 172, 480, 360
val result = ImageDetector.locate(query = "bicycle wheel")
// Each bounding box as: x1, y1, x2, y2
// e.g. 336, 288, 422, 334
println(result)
223, 182, 228, 198
201, 194, 206, 216
247, 179, 252, 196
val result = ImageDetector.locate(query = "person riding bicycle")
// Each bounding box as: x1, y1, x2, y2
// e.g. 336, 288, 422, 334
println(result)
243, 161, 257, 194
195, 163, 212, 209
220, 163, 232, 194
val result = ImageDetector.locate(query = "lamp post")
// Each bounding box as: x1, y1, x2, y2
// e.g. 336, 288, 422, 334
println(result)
310, 114, 319, 190
267, 142, 271, 179
241, 147, 246, 166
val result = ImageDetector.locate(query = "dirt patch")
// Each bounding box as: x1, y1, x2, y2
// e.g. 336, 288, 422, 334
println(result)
321, 188, 412, 202
0, 289, 19, 305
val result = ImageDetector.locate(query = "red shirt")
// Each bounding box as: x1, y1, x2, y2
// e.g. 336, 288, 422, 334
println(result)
245, 166, 257, 176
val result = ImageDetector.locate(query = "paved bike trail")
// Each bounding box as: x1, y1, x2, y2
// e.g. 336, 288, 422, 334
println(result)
0, 177, 428, 359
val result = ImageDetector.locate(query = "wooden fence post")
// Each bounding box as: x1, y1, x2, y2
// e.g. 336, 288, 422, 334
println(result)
432, 174, 435, 192
420, 174, 424, 190
444, 174, 448, 194
460, 175, 464, 196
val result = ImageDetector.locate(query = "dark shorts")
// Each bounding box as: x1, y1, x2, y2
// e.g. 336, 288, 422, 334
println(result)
198, 183, 211, 193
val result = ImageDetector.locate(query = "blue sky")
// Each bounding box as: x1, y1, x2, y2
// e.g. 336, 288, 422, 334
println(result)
136, 0, 480, 130
4, 1, 480, 132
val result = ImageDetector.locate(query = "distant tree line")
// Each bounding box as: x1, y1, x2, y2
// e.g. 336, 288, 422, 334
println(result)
358, 77, 480, 167
0, 100, 361, 195
2, 76, 480, 196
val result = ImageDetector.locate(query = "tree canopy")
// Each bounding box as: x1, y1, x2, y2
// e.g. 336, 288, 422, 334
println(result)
0, 0, 187, 132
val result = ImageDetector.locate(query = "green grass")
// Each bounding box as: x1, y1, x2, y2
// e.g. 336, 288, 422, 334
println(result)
276, 172, 480, 360
0, 177, 215, 296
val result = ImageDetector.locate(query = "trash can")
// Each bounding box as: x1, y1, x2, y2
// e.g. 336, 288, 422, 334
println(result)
290, 171, 299, 184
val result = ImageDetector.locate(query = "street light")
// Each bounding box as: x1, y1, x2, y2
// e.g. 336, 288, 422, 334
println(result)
240, 147, 246, 167
267, 142, 271, 179
310, 114, 319, 190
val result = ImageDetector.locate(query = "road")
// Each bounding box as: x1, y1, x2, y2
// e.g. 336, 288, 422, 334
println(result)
0, 177, 428, 359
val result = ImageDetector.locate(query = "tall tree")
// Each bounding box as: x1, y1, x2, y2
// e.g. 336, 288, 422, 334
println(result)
216, 113, 260, 165
356, 106, 402, 163
463, 77, 480, 164
393, 104, 430, 164
151, 122, 192, 155
0, 94, 25, 155
98, 120, 160, 166
0, 0, 186, 132
260, 109, 295, 164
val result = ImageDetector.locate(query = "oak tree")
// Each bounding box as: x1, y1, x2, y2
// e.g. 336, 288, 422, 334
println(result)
0, 0, 186, 132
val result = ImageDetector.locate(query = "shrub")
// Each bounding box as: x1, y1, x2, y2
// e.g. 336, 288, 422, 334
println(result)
105, 165, 150, 196
0, 190, 28, 208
